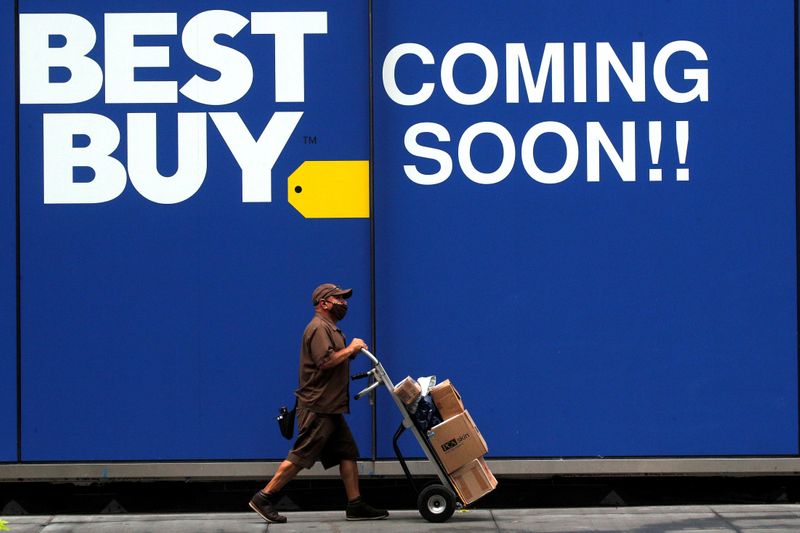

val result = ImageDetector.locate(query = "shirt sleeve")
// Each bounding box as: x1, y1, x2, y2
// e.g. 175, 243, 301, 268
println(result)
307, 325, 337, 369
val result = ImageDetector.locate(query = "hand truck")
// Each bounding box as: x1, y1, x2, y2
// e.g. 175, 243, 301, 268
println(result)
351, 349, 463, 523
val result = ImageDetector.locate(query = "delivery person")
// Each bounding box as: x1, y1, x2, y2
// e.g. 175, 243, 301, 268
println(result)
249, 283, 389, 523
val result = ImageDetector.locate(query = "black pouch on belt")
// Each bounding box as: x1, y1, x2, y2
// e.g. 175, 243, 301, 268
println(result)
277, 399, 297, 440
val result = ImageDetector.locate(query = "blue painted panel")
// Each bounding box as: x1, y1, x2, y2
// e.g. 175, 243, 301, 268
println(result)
19, 0, 371, 460
374, 0, 798, 457
0, 0, 17, 462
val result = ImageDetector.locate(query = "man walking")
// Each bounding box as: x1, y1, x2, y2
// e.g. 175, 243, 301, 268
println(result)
249, 283, 389, 523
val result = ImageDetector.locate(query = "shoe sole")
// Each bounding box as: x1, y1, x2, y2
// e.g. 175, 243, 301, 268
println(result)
249, 501, 287, 524
346, 514, 389, 521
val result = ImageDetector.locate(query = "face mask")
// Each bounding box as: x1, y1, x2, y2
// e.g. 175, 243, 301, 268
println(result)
329, 301, 348, 321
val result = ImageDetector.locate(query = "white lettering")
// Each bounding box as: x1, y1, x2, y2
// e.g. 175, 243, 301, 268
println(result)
43, 113, 127, 203
383, 43, 435, 106
587, 121, 637, 182
520, 121, 579, 184
654, 40, 709, 103
403, 122, 452, 185
210, 112, 303, 202
458, 122, 515, 184
104, 13, 178, 104
19, 14, 103, 104
596, 42, 645, 103
179, 10, 253, 106
506, 43, 565, 104
250, 12, 327, 103
441, 43, 498, 105
573, 42, 587, 103
127, 113, 208, 204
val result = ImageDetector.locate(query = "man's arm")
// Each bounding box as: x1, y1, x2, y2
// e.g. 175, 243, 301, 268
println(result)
318, 338, 368, 370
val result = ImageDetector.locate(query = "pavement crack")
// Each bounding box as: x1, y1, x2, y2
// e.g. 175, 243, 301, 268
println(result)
490, 509, 501, 532
37, 515, 56, 532
710, 506, 744, 533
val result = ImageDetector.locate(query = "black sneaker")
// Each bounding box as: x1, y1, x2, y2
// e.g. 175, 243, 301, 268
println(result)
346, 497, 389, 521
249, 491, 288, 524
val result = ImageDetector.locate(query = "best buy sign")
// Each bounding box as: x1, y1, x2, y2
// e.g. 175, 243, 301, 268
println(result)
19, 6, 710, 213
20, 9, 370, 217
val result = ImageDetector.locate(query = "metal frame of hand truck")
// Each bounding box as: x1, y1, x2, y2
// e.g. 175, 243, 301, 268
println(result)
352, 349, 464, 522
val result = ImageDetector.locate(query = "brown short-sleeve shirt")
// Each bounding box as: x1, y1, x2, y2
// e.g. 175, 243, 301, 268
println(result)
295, 313, 350, 414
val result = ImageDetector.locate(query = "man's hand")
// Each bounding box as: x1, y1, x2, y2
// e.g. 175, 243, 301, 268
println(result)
319, 338, 369, 370
349, 338, 368, 355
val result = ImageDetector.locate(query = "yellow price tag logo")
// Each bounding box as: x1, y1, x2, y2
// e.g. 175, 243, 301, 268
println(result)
288, 160, 369, 218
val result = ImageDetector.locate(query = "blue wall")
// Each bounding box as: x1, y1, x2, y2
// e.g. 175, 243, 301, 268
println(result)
19, 0, 371, 461
1, 0, 17, 463
373, 0, 798, 457
6, 0, 799, 463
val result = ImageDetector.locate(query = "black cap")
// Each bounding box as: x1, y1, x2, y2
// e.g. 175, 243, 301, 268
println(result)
312, 283, 353, 305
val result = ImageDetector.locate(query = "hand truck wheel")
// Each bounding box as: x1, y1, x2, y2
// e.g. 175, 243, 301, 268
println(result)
417, 483, 456, 523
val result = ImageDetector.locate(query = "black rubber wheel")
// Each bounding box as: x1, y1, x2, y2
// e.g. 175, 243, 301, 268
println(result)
417, 484, 457, 523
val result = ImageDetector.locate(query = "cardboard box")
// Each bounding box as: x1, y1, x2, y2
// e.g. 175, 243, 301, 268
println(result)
430, 379, 465, 420
428, 410, 488, 473
393, 376, 421, 405
450, 457, 498, 505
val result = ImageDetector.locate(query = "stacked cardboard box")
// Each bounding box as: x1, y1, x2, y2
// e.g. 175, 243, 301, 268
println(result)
429, 379, 465, 419
427, 410, 488, 473
393, 376, 422, 405
427, 379, 497, 505
450, 457, 497, 505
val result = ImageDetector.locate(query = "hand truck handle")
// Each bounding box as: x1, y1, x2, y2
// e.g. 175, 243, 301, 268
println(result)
354, 379, 381, 400
359, 348, 379, 365
351, 369, 373, 381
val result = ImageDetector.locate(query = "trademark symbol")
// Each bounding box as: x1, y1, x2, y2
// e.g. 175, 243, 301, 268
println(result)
304, 135, 317, 145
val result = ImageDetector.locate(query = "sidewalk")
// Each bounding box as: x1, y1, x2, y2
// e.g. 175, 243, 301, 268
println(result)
3, 505, 800, 532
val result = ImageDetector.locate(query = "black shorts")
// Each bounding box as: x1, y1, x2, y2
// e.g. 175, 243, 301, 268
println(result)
286, 408, 360, 469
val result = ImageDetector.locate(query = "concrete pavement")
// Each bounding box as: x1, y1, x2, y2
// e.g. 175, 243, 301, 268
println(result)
3, 505, 800, 532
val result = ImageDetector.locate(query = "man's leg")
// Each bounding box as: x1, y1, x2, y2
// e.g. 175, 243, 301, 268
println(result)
264, 460, 302, 494
251, 410, 326, 524
324, 416, 388, 520
339, 459, 360, 502
250, 460, 301, 524
337, 457, 388, 521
